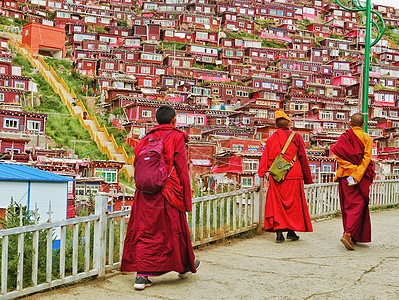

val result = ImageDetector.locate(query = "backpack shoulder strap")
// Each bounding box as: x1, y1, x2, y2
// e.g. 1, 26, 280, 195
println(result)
160, 130, 174, 141
281, 132, 295, 156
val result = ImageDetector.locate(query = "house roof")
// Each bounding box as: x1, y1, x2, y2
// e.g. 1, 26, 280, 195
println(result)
0, 162, 74, 182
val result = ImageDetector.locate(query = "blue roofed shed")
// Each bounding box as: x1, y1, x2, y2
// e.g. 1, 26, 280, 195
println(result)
0, 162, 74, 223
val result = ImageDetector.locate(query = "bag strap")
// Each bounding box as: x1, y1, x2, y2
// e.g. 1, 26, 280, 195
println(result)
148, 130, 173, 142
281, 132, 295, 155
160, 130, 174, 141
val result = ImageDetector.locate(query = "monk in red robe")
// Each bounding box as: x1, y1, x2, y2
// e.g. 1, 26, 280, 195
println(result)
331, 113, 375, 250
121, 105, 200, 290
258, 110, 313, 243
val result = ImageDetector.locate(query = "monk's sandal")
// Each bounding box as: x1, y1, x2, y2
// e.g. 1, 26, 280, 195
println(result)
178, 259, 201, 279
134, 276, 152, 290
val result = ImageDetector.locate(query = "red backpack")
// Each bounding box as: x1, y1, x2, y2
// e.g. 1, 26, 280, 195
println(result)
134, 131, 174, 194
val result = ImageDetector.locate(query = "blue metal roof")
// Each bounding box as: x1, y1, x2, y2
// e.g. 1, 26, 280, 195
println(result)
0, 162, 74, 182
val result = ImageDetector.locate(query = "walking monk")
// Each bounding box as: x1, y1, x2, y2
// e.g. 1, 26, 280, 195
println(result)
331, 113, 375, 250
258, 110, 313, 243
121, 105, 200, 290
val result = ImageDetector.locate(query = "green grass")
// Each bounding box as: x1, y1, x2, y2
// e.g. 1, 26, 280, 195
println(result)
12, 52, 107, 160
261, 39, 288, 49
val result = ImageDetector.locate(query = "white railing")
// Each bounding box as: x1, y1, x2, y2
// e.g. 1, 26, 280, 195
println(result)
304, 179, 399, 219
1, 179, 399, 298
190, 187, 259, 246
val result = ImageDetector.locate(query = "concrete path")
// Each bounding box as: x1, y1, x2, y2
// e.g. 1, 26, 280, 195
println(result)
27, 208, 399, 299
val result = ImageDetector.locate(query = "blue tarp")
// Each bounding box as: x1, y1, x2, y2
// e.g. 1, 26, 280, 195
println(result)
0, 162, 74, 182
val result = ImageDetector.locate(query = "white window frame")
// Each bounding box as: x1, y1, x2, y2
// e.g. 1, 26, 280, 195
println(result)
142, 110, 152, 118
27, 120, 41, 131
3, 118, 19, 129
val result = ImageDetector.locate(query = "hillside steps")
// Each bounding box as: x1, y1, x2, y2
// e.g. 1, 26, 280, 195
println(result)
10, 40, 135, 182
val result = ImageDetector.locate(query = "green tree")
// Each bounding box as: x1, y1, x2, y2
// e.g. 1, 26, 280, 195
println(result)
0, 199, 55, 290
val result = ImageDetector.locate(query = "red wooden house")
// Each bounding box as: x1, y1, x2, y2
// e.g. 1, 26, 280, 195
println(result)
75, 58, 97, 76
164, 56, 194, 72
111, 49, 140, 62
0, 137, 30, 154
140, 52, 164, 65
180, 13, 221, 31
98, 58, 120, 76
212, 150, 262, 188
219, 48, 244, 66
307, 23, 331, 38
255, 4, 296, 25
0, 109, 47, 148
221, 12, 254, 34
186, 44, 219, 65
162, 29, 195, 44
82, 40, 109, 52
187, 142, 215, 178
206, 82, 252, 106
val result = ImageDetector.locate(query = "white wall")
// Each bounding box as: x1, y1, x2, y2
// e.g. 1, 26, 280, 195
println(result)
0, 181, 68, 221
0, 181, 29, 208
29, 182, 68, 222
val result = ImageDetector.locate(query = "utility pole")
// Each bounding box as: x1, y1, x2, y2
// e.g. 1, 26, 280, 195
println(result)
335, 0, 385, 132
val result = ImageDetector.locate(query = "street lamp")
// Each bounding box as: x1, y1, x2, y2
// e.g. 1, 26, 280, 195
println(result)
335, 0, 385, 132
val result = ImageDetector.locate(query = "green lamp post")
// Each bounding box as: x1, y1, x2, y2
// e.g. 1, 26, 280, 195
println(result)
335, 0, 385, 132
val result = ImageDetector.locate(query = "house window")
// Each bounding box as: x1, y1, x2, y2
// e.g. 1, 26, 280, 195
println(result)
75, 184, 85, 196
236, 90, 249, 97
322, 164, 333, 172
165, 79, 174, 86
126, 53, 135, 60
3, 118, 19, 129
196, 116, 205, 125
300, 133, 309, 142
27, 120, 41, 131
336, 113, 345, 120
94, 168, 117, 183
243, 159, 259, 171
141, 67, 151, 74
126, 66, 136, 73
241, 177, 253, 187
242, 117, 250, 125
0, 93, 4, 101
142, 110, 152, 118
212, 88, 219, 93
176, 115, 187, 124
15, 81, 25, 89
324, 122, 337, 129
143, 79, 152, 86
226, 89, 233, 95
321, 111, 333, 120
105, 63, 114, 69
216, 118, 222, 125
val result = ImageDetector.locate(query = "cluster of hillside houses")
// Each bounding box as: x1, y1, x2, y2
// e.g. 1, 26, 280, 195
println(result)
1, 0, 399, 216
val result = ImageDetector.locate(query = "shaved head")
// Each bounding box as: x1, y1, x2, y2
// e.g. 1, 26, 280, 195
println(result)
350, 113, 365, 127
276, 118, 290, 128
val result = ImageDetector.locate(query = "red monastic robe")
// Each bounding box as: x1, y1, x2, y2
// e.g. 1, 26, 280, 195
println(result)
258, 128, 313, 232
331, 128, 375, 243
120, 124, 196, 274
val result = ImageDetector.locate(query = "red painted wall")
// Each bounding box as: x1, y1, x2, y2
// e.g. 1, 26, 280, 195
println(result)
22, 23, 66, 58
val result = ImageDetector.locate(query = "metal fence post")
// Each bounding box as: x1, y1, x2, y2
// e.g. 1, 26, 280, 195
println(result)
93, 195, 107, 277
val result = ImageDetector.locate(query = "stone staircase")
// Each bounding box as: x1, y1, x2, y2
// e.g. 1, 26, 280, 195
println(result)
11, 40, 135, 181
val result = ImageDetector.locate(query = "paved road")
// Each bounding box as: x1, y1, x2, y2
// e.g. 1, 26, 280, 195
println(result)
28, 208, 399, 299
